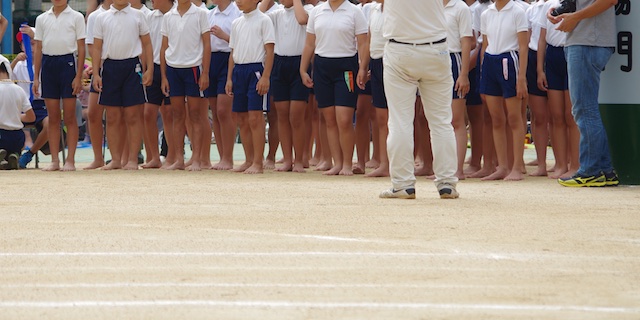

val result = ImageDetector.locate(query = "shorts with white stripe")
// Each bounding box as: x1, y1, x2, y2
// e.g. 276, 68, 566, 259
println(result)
479, 51, 519, 99
98, 57, 147, 107
231, 62, 269, 112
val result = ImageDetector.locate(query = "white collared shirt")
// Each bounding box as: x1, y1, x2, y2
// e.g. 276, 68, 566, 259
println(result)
369, 3, 385, 60
307, 0, 368, 58
94, 4, 150, 60
266, 4, 313, 56
162, 3, 210, 68
137, 4, 152, 15
383, 0, 447, 45
229, 8, 275, 64
147, 9, 166, 65
86, 5, 107, 45
481, 0, 528, 55
207, 1, 242, 52
472, 1, 490, 43
34, 5, 86, 55
0, 82, 32, 131
444, 0, 473, 53
12, 61, 43, 101
526, 0, 545, 51
537, 0, 565, 47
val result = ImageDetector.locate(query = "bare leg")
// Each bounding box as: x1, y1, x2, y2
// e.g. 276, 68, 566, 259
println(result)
452, 98, 467, 180
142, 103, 162, 168
244, 110, 265, 174
320, 107, 342, 175
482, 95, 510, 181
504, 97, 526, 181
464, 103, 483, 174
548, 90, 569, 179
101, 107, 124, 170
211, 94, 235, 170
528, 94, 549, 176
469, 99, 496, 178
336, 106, 356, 176
366, 107, 380, 169
315, 112, 332, 171
122, 105, 144, 170
563, 91, 580, 178
159, 103, 176, 169
308, 94, 322, 167
166, 97, 187, 170
275, 101, 293, 172
366, 107, 389, 177
233, 112, 253, 172
355, 94, 372, 174
264, 106, 278, 170
84, 92, 106, 169
290, 100, 307, 173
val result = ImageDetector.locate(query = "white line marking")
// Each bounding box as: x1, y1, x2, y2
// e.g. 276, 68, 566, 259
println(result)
0, 300, 636, 313
216, 229, 396, 244
0, 282, 510, 289
0, 251, 636, 261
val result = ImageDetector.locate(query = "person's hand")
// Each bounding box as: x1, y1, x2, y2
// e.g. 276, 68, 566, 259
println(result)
516, 77, 528, 100
19, 25, 35, 38
33, 78, 41, 97
211, 26, 229, 41
537, 71, 548, 92
161, 76, 170, 96
301, 71, 313, 88
199, 73, 209, 92
93, 74, 103, 93
225, 79, 233, 96
256, 77, 269, 96
82, 66, 93, 79
14, 52, 27, 62
356, 69, 368, 90
142, 70, 153, 87
546, 8, 563, 25
454, 74, 470, 99
72, 76, 82, 95
555, 12, 579, 33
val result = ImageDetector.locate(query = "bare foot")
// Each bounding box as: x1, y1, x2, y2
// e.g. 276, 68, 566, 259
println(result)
365, 166, 389, 177
263, 159, 276, 170
315, 161, 332, 171
42, 162, 61, 171
526, 159, 538, 166
160, 160, 175, 170
455, 171, 466, 180
200, 161, 212, 170
549, 168, 568, 179
365, 159, 379, 169
212, 160, 234, 170
243, 164, 263, 174
504, 170, 525, 181
323, 166, 341, 175
142, 160, 162, 169
414, 165, 434, 177
60, 161, 76, 171
101, 161, 122, 170
547, 164, 558, 172
185, 158, 193, 168
339, 166, 354, 176
309, 157, 320, 167
468, 167, 495, 178
187, 162, 202, 171
276, 158, 284, 164
463, 165, 481, 175
166, 161, 185, 170
232, 161, 252, 172
275, 162, 292, 172
353, 165, 365, 175
292, 163, 306, 173
122, 161, 139, 170
559, 170, 577, 179
529, 167, 548, 177
83, 160, 105, 170
481, 167, 509, 181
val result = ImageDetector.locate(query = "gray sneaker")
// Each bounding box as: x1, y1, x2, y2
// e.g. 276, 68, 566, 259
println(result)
7, 153, 19, 170
438, 184, 459, 199
379, 187, 416, 199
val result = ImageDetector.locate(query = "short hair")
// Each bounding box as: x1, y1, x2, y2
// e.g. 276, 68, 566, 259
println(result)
0, 62, 8, 75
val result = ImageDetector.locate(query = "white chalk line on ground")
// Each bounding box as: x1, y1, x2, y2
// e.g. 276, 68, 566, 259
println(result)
0, 282, 512, 289
0, 251, 638, 261
216, 229, 396, 244
0, 300, 637, 314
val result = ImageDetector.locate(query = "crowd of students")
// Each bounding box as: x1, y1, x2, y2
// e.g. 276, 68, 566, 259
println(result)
0, 0, 619, 190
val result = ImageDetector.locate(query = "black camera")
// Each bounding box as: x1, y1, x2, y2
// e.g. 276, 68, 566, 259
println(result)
551, 0, 577, 17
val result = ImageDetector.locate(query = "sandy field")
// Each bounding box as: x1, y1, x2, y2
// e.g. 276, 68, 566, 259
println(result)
0, 151, 639, 319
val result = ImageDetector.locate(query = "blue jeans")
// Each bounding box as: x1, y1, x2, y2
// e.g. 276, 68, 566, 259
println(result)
564, 45, 615, 176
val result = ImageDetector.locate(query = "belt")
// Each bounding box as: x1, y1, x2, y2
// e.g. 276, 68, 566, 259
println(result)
390, 38, 446, 46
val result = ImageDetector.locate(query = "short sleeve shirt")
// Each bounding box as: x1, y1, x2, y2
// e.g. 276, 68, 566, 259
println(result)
444, 0, 473, 53
207, 2, 242, 52
162, 3, 210, 68
266, 4, 313, 56
0, 83, 32, 131
229, 9, 275, 64
307, 1, 368, 58
34, 6, 86, 55
94, 4, 150, 60
481, 1, 528, 54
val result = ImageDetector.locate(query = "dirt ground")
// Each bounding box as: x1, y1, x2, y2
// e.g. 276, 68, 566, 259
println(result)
1, 159, 639, 319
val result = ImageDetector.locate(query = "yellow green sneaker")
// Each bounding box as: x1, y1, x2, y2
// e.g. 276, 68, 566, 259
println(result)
603, 171, 620, 187
558, 173, 606, 187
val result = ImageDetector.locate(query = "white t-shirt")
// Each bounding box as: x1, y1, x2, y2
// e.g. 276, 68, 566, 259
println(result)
0, 82, 32, 130
207, 1, 242, 53
526, 0, 545, 51
86, 5, 107, 45
444, 0, 473, 53
481, 1, 528, 55
383, 0, 447, 44
11, 61, 43, 101
146, 9, 165, 65
307, 0, 368, 58
229, 8, 275, 64
368, 3, 385, 60
357, 2, 375, 24
94, 4, 150, 60
472, 1, 490, 43
137, 4, 152, 15
537, 0, 566, 47
162, 3, 210, 68
34, 5, 86, 55
266, 4, 313, 56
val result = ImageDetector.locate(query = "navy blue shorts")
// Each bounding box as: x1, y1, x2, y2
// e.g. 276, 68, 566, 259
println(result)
271, 55, 309, 102
41, 54, 77, 99
313, 55, 358, 108
23, 100, 48, 127
146, 63, 171, 106
466, 67, 482, 105
546, 45, 569, 91
370, 58, 387, 109
451, 52, 469, 100
527, 49, 547, 97
480, 51, 519, 98
232, 62, 269, 113
99, 58, 147, 107
166, 65, 203, 98
204, 52, 230, 98
0, 129, 25, 154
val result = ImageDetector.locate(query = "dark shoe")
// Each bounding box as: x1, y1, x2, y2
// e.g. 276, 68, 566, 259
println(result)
8, 153, 19, 170
0, 149, 6, 163
551, 0, 576, 16
438, 184, 460, 199
558, 173, 606, 187
603, 171, 620, 187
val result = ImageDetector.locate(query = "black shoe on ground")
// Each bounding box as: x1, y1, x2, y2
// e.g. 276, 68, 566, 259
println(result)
7, 153, 19, 170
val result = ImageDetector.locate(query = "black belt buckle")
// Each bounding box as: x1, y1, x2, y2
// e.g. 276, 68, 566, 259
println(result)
390, 38, 446, 46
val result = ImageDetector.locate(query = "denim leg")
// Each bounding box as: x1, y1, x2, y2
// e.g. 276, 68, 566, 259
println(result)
565, 45, 614, 176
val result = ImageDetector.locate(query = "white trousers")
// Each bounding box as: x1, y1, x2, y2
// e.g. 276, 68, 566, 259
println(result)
383, 41, 458, 191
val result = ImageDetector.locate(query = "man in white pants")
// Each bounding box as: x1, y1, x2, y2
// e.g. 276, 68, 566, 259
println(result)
379, 0, 459, 199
